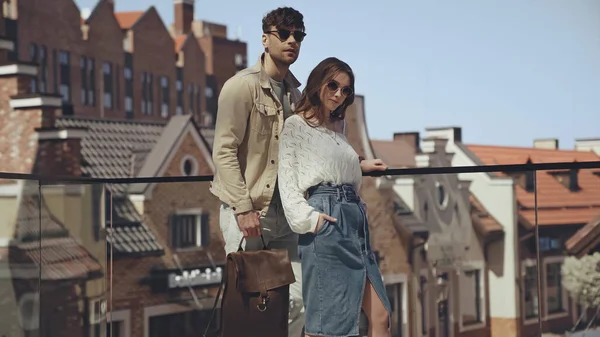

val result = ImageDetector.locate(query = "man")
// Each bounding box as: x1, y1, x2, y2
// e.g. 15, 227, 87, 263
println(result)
210, 7, 308, 337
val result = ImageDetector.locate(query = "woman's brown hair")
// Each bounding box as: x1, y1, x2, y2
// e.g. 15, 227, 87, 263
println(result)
294, 57, 355, 126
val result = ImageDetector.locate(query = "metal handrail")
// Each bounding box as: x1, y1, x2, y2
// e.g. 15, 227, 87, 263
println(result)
1, 160, 599, 185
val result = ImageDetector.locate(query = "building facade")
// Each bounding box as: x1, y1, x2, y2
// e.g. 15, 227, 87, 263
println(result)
1, 0, 246, 126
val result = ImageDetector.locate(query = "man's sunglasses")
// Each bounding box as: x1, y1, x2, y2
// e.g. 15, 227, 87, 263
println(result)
326, 81, 353, 97
267, 29, 306, 42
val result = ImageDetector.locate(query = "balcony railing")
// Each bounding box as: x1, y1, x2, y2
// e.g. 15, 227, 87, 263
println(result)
1, 160, 600, 337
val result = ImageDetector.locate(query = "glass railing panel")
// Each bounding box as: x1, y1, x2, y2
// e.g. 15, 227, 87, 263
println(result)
0, 178, 41, 337
533, 167, 600, 336
106, 180, 223, 337
38, 182, 107, 337
374, 168, 540, 337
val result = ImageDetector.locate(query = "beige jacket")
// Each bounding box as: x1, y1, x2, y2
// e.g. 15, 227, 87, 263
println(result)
210, 53, 302, 216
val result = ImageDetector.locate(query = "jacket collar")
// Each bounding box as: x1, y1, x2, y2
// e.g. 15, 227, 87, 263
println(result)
252, 53, 301, 89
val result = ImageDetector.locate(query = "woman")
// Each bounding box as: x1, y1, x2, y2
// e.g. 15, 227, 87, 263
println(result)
278, 57, 391, 337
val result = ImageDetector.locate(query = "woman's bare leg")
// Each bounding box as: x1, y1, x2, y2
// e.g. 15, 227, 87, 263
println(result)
362, 279, 390, 337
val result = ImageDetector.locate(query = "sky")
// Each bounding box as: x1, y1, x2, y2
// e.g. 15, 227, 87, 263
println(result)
74, 0, 600, 149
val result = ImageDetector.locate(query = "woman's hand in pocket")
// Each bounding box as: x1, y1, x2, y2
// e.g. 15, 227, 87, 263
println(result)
315, 213, 337, 233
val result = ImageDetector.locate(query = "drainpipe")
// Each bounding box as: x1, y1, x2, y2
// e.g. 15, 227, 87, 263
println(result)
409, 238, 427, 337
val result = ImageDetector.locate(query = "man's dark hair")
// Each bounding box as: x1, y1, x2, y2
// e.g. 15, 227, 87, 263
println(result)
262, 7, 305, 33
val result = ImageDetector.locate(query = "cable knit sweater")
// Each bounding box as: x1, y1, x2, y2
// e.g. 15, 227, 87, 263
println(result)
278, 114, 363, 234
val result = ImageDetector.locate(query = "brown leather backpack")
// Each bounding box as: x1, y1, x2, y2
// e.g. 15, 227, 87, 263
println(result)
204, 236, 296, 337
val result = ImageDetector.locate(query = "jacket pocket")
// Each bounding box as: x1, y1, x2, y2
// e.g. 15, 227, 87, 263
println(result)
251, 103, 278, 135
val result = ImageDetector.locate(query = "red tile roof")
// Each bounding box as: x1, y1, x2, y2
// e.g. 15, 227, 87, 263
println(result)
467, 144, 600, 227
18, 237, 103, 280
115, 11, 144, 29
14, 192, 103, 281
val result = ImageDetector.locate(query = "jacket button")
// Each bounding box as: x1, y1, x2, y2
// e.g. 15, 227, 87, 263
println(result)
232, 207, 236, 211
266, 184, 270, 188
275, 135, 279, 140
270, 160, 275, 164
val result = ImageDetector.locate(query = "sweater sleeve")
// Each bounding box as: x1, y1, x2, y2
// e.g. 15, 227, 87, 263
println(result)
277, 118, 321, 234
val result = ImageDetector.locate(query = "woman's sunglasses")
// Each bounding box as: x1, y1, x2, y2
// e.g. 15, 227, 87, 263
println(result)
326, 81, 353, 97
267, 29, 307, 43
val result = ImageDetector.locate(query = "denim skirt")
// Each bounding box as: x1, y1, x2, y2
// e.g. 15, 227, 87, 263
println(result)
298, 183, 391, 337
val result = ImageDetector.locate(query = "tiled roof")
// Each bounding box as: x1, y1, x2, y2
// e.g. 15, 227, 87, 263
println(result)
14, 191, 66, 240
467, 144, 600, 227
115, 11, 144, 29
470, 195, 504, 242
566, 212, 600, 256
14, 186, 103, 281
56, 117, 165, 181
372, 138, 503, 239
55, 117, 167, 256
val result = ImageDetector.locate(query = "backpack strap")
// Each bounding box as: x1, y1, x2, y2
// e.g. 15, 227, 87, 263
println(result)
202, 264, 227, 337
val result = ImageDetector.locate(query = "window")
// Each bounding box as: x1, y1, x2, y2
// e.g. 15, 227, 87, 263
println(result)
59, 50, 71, 102
546, 262, 564, 314
436, 182, 448, 209
523, 265, 539, 319
52, 49, 58, 93
461, 270, 482, 325
160, 75, 169, 118
196, 84, 201, 118
39, 46, 47, 93
176, 67, 183, 115
170, 212, 210, 249
103, 62, 113, 109
124, 53, 133, 118
148, 73, 153, 114
386, 283, 404, 337
149, 310, 218, 337
539, 237, 561, 252
106, 321, 122, 337
234, 53, 243, 67
88, 58, 96, 106
115, 65, 120, 110
141, 72, 154, 115
125, 97, 133, 112
29, 43, 38, 93
188, 83, 194, 115
180, 155, 198, 176
205, 86, 213, 98
80, 56, 87, 104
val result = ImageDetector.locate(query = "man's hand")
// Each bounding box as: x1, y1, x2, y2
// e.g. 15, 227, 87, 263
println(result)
314, 213, 337, 233
360, 158, 388, 173
236, 211, 261, 237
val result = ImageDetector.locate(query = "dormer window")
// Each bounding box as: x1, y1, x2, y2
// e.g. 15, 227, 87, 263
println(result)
507, 160, 535, 192
524, 170, 535, 192
550, 169, 580, 192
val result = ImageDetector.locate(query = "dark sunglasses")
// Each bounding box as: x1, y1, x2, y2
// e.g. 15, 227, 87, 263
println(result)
326, 81, 353, 97
267, 29, 306, 42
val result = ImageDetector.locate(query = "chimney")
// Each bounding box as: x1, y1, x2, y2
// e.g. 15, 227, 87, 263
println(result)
34, 128, 86, 176
533, 138, 558, 150
574, 138, 600, 156
174, 0, 194, 35
393, 132, 420, 152
424, 126, 462, 143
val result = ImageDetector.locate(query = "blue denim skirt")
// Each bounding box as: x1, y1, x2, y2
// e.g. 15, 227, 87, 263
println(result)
298, 183, 391, 336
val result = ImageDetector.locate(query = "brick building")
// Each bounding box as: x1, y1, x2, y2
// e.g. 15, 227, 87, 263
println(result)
1, 0, 247, 125
344, 97, 600, 337
0, 1, 242, 336
344, 97, 503, 337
